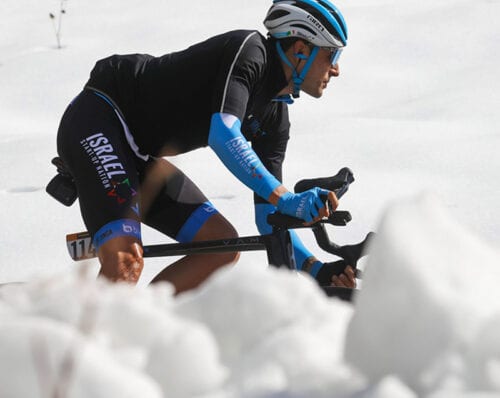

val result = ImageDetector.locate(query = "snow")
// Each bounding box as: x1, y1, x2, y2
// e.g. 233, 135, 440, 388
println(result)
1, 0, 500, 397
347, 193, 500, 394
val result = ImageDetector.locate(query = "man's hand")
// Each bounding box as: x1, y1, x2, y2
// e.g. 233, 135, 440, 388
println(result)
330, 265, 357, 288
273, 187, 338, 223
315, 260, 357, 288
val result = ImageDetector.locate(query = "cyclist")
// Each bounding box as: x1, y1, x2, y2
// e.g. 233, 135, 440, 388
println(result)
55, 0, 356, 293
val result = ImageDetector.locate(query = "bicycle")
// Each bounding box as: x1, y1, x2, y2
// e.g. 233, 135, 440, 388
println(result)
48, 161, 373, 302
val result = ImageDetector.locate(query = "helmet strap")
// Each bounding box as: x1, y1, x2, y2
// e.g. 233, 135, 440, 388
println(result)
275, 41, 319, 98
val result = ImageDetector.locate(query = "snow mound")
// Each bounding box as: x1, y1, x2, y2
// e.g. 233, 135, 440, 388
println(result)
2, 194, 500, 397
0, 260, 358, 397
346, 193, 500, 395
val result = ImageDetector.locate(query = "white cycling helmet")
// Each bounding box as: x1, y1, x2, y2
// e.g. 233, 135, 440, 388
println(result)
264, 0, 348, 48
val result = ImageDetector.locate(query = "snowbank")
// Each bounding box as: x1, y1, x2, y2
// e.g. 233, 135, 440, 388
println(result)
1, 195, 500, 397
346, 194, 500, 396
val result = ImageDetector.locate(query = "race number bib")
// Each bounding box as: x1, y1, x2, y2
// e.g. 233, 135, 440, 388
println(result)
66, 232, 96, 261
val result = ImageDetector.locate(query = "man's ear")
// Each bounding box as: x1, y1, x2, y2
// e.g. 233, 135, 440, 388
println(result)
292, 40, 310, 59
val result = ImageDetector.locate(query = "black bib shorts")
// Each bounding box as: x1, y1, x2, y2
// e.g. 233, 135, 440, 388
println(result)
56, 90, 218, 250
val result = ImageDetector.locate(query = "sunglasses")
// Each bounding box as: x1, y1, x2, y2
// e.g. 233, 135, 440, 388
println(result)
322, 47, 343, 65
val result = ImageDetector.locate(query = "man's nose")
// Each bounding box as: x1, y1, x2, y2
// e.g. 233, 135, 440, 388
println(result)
330, 64, 340, 77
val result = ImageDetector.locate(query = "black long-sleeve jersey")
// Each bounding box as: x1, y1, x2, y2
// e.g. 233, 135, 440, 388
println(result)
85, 30, 291, 204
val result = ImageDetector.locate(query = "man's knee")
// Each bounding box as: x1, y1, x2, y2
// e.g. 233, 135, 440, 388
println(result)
97, 236, 144, 283
194, 213, 240, 265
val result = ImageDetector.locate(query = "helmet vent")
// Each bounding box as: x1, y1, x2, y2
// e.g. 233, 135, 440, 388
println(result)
290, 23, 316, 36
266, 9, 291, 22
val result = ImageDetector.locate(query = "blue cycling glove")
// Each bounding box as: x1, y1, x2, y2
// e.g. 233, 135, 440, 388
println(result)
276, 187, 329, 223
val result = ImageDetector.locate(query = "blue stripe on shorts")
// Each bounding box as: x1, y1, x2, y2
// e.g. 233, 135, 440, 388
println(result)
175, 201, 218, 243
93, 219, 141, 251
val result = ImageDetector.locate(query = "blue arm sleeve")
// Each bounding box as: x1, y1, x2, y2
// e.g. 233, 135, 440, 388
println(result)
208, 113, 281, 201
255, 203, 322, 274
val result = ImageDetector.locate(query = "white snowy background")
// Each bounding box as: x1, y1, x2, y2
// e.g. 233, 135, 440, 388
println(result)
1, 0, 500, 397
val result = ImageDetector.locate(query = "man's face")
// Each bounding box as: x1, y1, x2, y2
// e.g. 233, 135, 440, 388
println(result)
300, 46, 340, 98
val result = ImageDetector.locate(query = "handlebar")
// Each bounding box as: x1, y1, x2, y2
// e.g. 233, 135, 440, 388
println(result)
266, 167, 373, 274
266, 210, 352, 229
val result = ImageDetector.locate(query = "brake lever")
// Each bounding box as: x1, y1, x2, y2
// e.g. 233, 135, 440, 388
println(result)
294, 167, 354, 194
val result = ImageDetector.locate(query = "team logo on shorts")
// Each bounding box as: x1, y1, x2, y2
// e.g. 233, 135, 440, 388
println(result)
107, 178, 137, 205
81, 132, 127, 190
